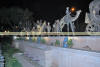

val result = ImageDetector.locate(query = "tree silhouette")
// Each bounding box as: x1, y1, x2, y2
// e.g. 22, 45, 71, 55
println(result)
0, 7, 33, 32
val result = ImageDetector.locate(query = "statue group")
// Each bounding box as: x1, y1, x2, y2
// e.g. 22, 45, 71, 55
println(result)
21, 0, 100, 35
52, 0, 100, 35
32, 20, 51, 32
52, 7, 81, 33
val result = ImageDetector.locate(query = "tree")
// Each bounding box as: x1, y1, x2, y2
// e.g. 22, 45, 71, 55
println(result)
0, 7, 34, 32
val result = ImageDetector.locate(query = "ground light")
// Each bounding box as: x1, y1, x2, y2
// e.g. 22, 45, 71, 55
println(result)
13, 36, 17, 40
26, 36, 29, 40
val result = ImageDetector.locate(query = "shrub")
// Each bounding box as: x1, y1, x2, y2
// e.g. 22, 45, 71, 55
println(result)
67, 39, 73, 48
32, 38, 36, 42
41, 38, 46, 44
2, 42, 22, 67
55, 40, 60, 46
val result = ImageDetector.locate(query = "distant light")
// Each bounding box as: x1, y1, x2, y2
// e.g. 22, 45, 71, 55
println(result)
71, 7, 76, 12
4, 30, 9, 32
4, 30, 7, 32
16, 26, 18, 28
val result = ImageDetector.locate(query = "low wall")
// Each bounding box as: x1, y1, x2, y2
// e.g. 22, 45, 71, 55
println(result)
71, 36, 100, 52
13, 40, 100, 67
43, 36, 100, 52
13, 36, 100, 51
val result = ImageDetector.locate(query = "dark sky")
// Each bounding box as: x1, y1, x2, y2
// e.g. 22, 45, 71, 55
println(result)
0, 0, 93, 22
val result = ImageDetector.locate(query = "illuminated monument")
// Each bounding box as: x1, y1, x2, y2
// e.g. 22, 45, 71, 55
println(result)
60, 7, 81, 34
85, 0, 100, 34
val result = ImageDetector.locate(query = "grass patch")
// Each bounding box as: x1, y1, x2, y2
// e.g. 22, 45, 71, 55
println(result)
2, 42, 22, 67
5, 57, 22, 67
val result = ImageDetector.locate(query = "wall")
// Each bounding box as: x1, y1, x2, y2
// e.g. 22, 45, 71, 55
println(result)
13, 40, 100, 67
43, 36, 100, 52
71, 36, 100, 52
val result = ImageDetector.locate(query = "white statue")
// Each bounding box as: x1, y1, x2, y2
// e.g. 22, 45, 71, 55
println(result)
32, 27, 36, 32
59, 17, 66, 32
39, 19, 42, 25
37, 20, 40, 24
60, 7, 81, 34
37, 24, 41, 32
41, 21, 47, 32
53, 19, 61, 32
47, 22, 51, 32
36, 20, 41, 32
21, 28, 26, 32
36, 20, 47, 32
85, 0, 100, 33
52, 22, 56, 32
36, 20, 41, 26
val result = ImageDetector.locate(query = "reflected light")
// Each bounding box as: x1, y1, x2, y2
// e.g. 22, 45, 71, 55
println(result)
16, 26, 18, 28
13, 36, 17, 40
73, 37, 79, 40
68, 37, 73, 40
44, 37, 49, 41
26, 37, 29, 40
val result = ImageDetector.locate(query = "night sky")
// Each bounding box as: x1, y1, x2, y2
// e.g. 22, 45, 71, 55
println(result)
0, 0, 93, 31
0, 0, 93, 20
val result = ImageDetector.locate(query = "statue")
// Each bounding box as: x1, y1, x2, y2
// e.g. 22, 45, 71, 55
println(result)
36, 20, 41, 32
41, 21, 47, 32
36, 20, 40, 24
53, 19, 61, 32
32, 27, 36, 32
59, 18, 66, 32
85, 0, 100, 34
36, 20, 47, 32
60, 7, 81, 34
47, 22, 51, 32
52, 22, 56, 32
21, 28, 26, 32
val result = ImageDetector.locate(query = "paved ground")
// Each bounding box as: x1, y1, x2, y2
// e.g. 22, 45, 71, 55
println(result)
13, 53, 42, 67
